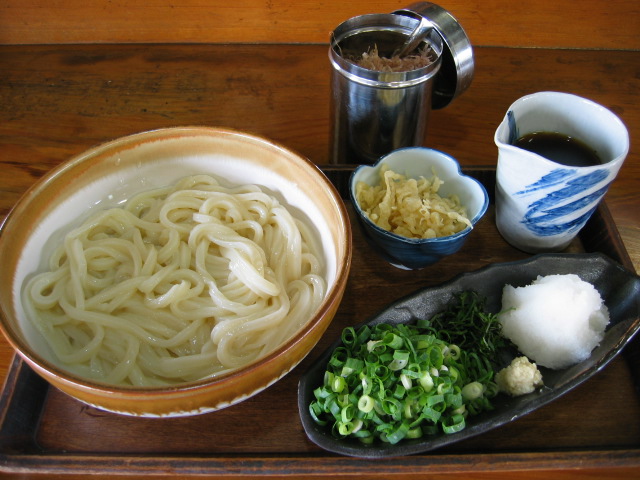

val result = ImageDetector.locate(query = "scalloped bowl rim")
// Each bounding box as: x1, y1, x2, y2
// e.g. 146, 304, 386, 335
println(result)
349, 147, 489, 245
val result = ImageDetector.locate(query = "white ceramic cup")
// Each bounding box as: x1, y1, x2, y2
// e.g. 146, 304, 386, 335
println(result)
494, 91, 629, 253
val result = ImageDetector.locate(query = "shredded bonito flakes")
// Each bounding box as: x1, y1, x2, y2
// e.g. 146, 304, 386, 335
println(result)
355, 45, 435, 72
356, 167, 471, 239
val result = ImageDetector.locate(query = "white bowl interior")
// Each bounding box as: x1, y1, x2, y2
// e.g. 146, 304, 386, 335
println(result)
4, 128, 344, 375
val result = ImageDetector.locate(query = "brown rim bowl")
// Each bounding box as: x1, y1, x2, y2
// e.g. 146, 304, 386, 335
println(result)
0, 126, 352, 417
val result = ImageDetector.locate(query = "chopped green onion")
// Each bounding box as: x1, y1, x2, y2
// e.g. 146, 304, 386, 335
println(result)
382, 332, 404, 350
309, 291, 501, 446
374, 364, 390, 380
360, 374, 372, 395
399, 373, 412, 390
451, 404, 466, 416
350, 418, 364, 434
447, 344, 461, 360
461, 381, 485, 401
446, 365, 460, 383
341, 327, 358, 348
309, 402, 327, 426
442, 414, 466, 434
385, 420, 410, 444
337, 422, 353, 436
341, 404, 355, 423
381, 397, 402, 417
331, 375, 346, 393
422, 406, 442, 423
428, 346, 444, 368
418, 371, 434, 391
388, 350, 410, 371
358, 395, 375, 413
341, 357, 364, 377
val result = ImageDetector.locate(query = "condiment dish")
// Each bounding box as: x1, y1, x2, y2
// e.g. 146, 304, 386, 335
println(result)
298, 253, 640, 457
349, 147, 488, 269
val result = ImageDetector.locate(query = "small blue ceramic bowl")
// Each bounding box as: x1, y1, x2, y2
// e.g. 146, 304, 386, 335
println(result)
349, 147, 489, 269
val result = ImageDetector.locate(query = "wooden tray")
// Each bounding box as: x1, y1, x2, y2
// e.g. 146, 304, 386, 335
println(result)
1, 166, 638, 476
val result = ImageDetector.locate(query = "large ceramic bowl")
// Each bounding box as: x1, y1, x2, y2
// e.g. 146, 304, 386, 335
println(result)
0, 127, 352, 417
350, 147, 488, 269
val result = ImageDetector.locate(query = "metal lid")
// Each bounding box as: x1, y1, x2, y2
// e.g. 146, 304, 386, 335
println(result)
393, 2, 474, 109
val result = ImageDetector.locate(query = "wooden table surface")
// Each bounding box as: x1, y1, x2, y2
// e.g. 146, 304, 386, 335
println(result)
0, 43, 639, 479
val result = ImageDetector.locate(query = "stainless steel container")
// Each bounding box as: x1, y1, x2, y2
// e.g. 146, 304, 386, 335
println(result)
329, 3, 474, 165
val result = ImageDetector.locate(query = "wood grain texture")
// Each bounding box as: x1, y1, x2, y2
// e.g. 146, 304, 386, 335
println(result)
0, 43, 639, 479
1, 44, 638, 271
0, 0, 639, 49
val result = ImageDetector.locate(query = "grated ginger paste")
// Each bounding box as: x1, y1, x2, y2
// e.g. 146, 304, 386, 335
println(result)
495, 356, 544, 397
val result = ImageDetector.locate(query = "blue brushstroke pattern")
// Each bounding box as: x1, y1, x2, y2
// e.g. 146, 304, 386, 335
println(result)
525, 184, 609, 224
523, 207, 599, 236
516, 168, 608, 195
515, 168, 611, 237
507, 111, 519, 145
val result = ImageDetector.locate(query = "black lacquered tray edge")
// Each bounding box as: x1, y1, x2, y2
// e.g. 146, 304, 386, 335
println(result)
0, 165, 638, 475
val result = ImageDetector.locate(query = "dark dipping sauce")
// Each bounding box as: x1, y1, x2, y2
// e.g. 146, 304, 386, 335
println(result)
514, 131, 602, 167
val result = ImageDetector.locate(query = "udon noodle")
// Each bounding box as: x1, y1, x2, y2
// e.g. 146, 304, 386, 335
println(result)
24, 174, 326, 386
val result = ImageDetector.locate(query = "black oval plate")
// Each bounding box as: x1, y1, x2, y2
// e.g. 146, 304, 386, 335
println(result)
298, 253, 640, 458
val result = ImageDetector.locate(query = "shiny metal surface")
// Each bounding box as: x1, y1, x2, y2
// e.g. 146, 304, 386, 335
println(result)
329, 14, 443, 164
394, 16, 435, 58
394, 2, 474, 108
